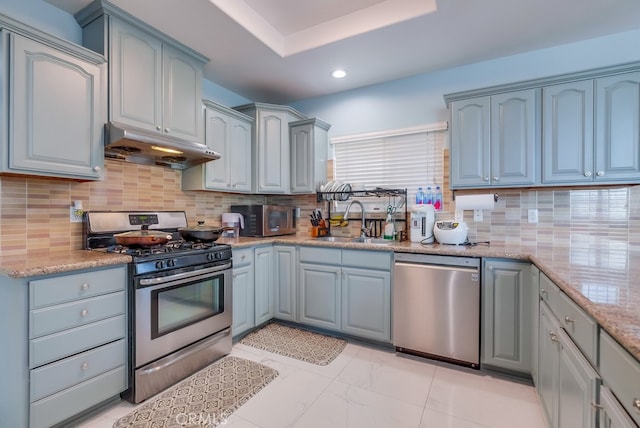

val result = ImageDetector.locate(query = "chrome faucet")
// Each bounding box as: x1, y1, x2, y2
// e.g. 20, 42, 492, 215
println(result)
343, 199, 370, 237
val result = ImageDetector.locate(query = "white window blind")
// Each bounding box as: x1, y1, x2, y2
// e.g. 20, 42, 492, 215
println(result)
331, 124, 447, 208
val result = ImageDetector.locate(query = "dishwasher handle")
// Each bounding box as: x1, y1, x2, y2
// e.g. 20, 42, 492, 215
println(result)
394, 261, 479, 274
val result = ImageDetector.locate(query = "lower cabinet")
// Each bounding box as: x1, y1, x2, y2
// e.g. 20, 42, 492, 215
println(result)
254, 246, 274, 325
298, 247, 392, 342
538, 302, 600, 428
273, 245, 297, 321
530, 264, 540, 386
231, 248, 254, 337
599, 386, 638, 428
481, 259, 532, 375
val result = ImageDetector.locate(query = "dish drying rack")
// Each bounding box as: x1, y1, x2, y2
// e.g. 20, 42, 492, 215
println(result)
316, 187, 408, 241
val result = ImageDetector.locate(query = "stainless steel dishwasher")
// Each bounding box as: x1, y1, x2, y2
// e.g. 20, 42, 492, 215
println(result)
393, 253, 480, 368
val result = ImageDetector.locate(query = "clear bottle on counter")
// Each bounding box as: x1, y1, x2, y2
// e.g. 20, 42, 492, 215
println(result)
434, 186, 443, 211
416, 187, 425, 205
425, 186, 433, 205
383, 211, 395, 240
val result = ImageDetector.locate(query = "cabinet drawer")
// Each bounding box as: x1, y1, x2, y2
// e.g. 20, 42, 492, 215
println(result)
233, 248, 254, 267
539, 272, 560, 315
30, 338, 126, 402
30, 315, 126, 368
299, 246, 341, 264
600, 330, 640, 426
30, 365, 126, 428
30, 267, 126, 309
342, 249, 391, 270
30, 291, 125, 339
556, 292, 598, 365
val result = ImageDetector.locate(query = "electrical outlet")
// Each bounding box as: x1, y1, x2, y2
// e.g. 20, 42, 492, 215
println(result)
70, 206, 83, 223
295, 207, 301, 218
473, 209, 483, 222
528, 209, 539, 223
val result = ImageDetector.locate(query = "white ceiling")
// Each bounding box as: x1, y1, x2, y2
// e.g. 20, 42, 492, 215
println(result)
48, 0, 640, 104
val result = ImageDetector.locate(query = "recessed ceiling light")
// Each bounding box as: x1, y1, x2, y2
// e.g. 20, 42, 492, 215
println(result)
332, 69, 347, 79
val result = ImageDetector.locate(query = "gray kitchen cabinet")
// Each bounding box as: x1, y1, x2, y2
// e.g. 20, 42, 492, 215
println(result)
599, 386, 637, 428
481, 259, 532, 375
0, 265, 127, 428
595, 71, 640, 181
289, 118, 331, 194
254, 246, 274, 325
450, 89, 539, 188
234, 102, 306, 194
0, 23, 105, 180
77, 2, 207, 143
542, 80, 595, 183
182, 100, 253, 192
273, 245, 297, 321
538, 303, 561, 427
231, 248, 254, 338
298, 247, 392, 341
600, 329, 640, 426
530, 265, 540, 386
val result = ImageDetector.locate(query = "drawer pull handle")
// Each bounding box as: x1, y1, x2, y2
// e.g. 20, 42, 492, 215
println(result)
81, 283, 89, 291
564, 316, 574, 324
81, 362, 89, 371
633, 398, 640, 410
81, 309, 89, 317
591, 402, 603, 410
540, 289, 547, 294
549, 332, 559, 343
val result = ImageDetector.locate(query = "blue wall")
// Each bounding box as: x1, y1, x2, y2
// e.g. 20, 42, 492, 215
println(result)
3, 0, 640, 138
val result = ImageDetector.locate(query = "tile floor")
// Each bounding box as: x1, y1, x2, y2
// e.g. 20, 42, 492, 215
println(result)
78, 342, 548, 428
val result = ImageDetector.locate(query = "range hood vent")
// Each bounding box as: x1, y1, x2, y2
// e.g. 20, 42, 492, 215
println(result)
105, 122, 220, 170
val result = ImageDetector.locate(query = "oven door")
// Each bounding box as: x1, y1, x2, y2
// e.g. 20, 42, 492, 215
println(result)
134, 261, 232, 367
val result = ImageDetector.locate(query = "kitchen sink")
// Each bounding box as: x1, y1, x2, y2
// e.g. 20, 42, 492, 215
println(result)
315, 236, 353, 242
350, 237, 394, 245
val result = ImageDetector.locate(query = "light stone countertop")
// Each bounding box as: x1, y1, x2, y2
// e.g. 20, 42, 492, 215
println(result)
2, 236, 638, 363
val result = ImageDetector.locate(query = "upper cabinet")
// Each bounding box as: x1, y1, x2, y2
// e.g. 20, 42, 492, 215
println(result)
234, 103, 306, 194
0, 19, 106, 180
182, 100, 253, 192
290, 118, 331, 193
446, 62, 640, 189
450, 89, 539, 188
76, 1, 207, 143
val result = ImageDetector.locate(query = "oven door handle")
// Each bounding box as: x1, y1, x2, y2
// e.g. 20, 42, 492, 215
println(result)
139, 262, 232, 286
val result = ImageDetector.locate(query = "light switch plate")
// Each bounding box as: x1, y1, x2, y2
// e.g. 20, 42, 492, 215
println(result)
473, 209, 483, 222
528, 209, 538, 223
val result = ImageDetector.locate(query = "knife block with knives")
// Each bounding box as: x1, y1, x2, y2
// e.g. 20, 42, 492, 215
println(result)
310, 209, 329, 237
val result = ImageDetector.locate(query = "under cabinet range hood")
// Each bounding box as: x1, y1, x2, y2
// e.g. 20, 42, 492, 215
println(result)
104, 122, 220, 169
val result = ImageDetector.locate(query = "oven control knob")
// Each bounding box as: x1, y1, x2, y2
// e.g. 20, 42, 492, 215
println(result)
167, 259, 176, 268
207, 253, 215, 261
155, 260, 165, 269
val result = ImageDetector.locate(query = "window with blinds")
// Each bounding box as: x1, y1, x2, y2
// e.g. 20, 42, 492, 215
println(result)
331, 124, 447, 209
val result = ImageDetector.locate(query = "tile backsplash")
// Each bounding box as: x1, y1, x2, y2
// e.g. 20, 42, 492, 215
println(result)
0, 158, 638, 257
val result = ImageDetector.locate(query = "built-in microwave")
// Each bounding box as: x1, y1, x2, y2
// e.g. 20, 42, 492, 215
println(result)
230, 205, 296, 237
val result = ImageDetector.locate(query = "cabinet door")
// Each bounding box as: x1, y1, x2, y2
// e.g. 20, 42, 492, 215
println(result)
232, 264, 254, 337
542, 81, 594, 183
298, 263, 341, 331
538, 303, 561, 428
557, 328, 600, 428
203, 109, 229, 189
599, 386, 637, 428
531, 265, 540, 386
482, 259, 531, 374
290, 122, 313, 193
450, 97, 491, 188
256, 110, 289, 193
273, 246, 297, 321
229, 118, 252, 192
341, 267, 391, 342
109, 18, 162, 133
491, 89, 539, 186
8, 33, 104, 179
162, 44, 204, 142
254, 247, 274, 325
595, 72, 640, 181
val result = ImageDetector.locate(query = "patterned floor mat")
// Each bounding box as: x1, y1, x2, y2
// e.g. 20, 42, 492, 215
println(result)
239, 323, 347, 366
113, 356, 278, 428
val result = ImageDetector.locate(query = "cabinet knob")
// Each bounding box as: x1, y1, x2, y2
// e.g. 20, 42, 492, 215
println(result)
564, 316, 574, 324
633, 398, 640, 410
81, 362, 89, 371
156, 125, 161, 131
596, 170, 605, 177
493, 176, 499, 181
92, 166, 101, 172
540, 288, 547, 295
240, 255, 246, 260
549, 332, 559, 343
487, 265, 494, 271
81, 283, 89, 291
483, 176, 490, 181
80, 309, 89, 317
584, 171, 592, 177
164, 128, 170, 133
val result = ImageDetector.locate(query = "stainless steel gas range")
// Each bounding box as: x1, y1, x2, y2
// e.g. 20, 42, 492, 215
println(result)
84, 211, 233, 403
